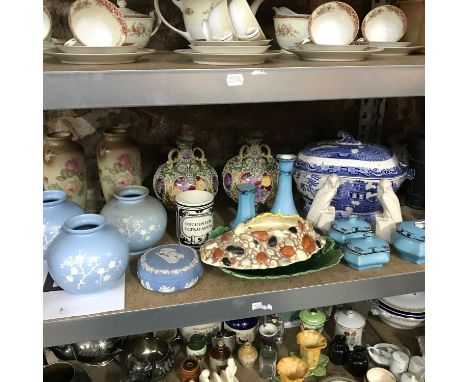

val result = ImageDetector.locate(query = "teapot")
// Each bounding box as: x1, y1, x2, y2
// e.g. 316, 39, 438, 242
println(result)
154, 0, 264, 41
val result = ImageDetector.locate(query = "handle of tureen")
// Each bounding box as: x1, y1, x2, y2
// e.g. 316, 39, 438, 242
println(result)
336, 130, 362, 145
149, 11, 162, 37
154, 0, 192, 42
402, 167, 415, 181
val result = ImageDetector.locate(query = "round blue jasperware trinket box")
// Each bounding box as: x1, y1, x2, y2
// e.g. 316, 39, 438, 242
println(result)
137, 244, 203, 293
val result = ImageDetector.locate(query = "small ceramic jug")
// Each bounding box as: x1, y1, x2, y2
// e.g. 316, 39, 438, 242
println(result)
328, 334, 349, 365
186, 334, 207, 362
153, 134, 218, 210
180, 358, 201, 382
43, 132, 87, 209
222, 134, 278, 206
237, 341, 258, 367
210, 341, 231, 374
346, 345, 369, 378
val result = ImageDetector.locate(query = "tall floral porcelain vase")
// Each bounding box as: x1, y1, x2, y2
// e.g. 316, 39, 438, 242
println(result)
97, 129, 142, 202
46, 214, 129, 295
43, 132, 87, 209
153, 135, 219, 210
222, 135, 279, 206
43, 190, 84, 258
101, 186, 167, 255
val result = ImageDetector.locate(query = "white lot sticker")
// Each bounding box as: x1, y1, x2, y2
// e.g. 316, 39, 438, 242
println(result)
252, 302, 273, 311
226, 73, 244, 87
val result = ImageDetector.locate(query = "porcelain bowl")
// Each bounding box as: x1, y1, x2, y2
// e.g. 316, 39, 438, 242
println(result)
224, 317, 259, 344
273, 14, 309, 50
68, 0, 128, 47
362, 5, 407, 43
376, 307, 424, 330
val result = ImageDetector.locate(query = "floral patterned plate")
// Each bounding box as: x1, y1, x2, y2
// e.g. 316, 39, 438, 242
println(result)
219, 238, 343, 279
43, 48, 155, 64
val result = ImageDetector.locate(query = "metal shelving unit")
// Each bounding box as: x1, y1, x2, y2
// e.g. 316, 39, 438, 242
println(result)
43, 52, 425, 348
43, 53, 424, 110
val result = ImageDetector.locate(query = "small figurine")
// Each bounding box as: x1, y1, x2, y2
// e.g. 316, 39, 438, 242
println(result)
200, 369, 211, 382
375, 179, 403, 242
220, 358, 238, 382
306, 174, 340, 233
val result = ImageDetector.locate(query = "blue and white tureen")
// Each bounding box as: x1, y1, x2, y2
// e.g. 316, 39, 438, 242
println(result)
137, 244, 203, 293
293, 131, 413, 222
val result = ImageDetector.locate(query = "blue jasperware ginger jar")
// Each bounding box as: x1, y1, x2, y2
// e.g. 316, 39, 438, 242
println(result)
391, 220, 425, 264
343, 234, 391, 270
46, 214, 129, 294
328, 214, 372, 247
101, 186, 167, 255
43, 190, 84, 258
137, 244, 203, 293
293, 131, 414, 222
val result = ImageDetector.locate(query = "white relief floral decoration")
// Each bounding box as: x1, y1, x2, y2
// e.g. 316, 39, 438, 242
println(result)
158, 247, 184, 264
43, 223, 61, 250
159, 285, 176, 293
114, 215, 160, 243
184, 277, 199, 289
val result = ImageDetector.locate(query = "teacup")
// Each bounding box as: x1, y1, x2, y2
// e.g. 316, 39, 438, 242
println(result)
273, 14, 309, 50
228, 0, 266, 40
365, 367, 396, 382
201, 0, 237, 41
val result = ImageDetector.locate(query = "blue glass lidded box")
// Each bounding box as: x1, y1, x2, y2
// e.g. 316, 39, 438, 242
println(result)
328, 214, 373, 246
391, 220, 425, 264
137, 244, 203, 293
343, 234, 391, 270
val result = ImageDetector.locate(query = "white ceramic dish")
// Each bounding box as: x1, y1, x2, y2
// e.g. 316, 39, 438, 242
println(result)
56, 44, 139, 54
297, 42, 370, 52
362, 5, 407, 43
380, 292, 425, 313
273, 14, 310, 50
371, 45, 423, 56
377, 308, 425, 330
189, 44, 271, 54
309, 1, 359, 45
174, 49, 281, 65
191, 39, 271, 46
288, 47, 383, 62
367, 343, 404, 367
43, 5, 52, 40
68, 0, 128, 47
43, 48, 155, 64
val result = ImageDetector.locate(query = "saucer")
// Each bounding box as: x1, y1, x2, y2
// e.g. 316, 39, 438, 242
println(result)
174, 49, 281, 65
297, 42, 369, 52
371, 45, 423, 56
189, 44, 271, 54
368, 41, 413, 48
191, 39, 272, 46
43, 48, 155, 64
362, 5, 407, 43
69, 0, 128, 47
309, 1, 359, 45
288, 47, 383, 61
55, 44, 140, 54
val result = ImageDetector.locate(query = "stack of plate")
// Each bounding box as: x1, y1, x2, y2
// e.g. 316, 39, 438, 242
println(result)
288, 41, 383, 62
43, 0, 154, 64
175, 39, 281, 65
375, 292, 425, 330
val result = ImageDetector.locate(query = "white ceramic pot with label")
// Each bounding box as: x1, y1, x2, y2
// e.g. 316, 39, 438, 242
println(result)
179, 322, 222, 342
334, 309, 365, 350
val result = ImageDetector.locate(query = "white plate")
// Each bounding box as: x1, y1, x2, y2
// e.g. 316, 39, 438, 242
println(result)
309, 1, 359, 45
362, 5, 407, 43
191, 39, 272, 47
189, 44, 271, 54
43, 48, 155, 64
68, 0, 128, 47
380, 292, 425, 312
297, 42, 369, 52
56, 44, 139, 54
371, 45, 424, 56
43, 5, 52, 40
368, 41, 413, 48
174, 49, 281, 65
288, 47, 383, 62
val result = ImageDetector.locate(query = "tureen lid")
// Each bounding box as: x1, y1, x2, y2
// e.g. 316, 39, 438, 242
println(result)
137, 244, 201, 281
396, 220, 425, 242
296, 130, 406, 178
117, 0, 153, 18
331, 214, 372, 234
299, 308, 326, 326
334, 309, 365, 329
344, 235, 390, 256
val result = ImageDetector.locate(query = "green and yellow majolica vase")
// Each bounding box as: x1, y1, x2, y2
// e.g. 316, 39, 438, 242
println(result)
96, 128, 142, 202
222, 136, 279, 205
152, 135, 219, 210
43, 132, 87, 209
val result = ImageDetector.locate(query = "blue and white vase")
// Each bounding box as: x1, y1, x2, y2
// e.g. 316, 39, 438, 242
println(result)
230, 183, 256, 229
43, 190, 84, 258
101, 186, 167, 255
46, 214, 129, 294
293, 131, 414, 222
271, 154, 298, 216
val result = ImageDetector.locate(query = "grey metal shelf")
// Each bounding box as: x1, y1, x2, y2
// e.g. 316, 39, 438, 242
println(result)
43, 52, 424, 110
43, 202, 425, 347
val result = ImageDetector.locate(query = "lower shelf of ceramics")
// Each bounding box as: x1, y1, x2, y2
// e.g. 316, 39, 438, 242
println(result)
43, 315, 425, 382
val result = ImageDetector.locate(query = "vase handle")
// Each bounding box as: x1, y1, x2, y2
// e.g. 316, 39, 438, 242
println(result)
167, 148, 180, 168
193, 147, 207, 163
260, 144, 272, 159
238, 144, 250, 160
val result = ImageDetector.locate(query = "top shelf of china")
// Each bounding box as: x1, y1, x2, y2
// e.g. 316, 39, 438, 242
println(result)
43, 52, 424, 110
